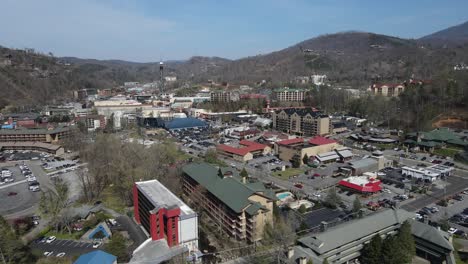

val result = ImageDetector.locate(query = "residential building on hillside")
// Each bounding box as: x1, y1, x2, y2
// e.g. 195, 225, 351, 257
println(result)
272, 108, 331, 136
133, 180, 199, 252
289, 208, 455, 264
182, 163, 275, 243
0, 142, 64, 155
369, 83, 405, 97
272, 87, 307, 101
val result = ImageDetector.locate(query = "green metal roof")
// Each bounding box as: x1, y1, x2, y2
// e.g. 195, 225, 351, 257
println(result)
182, 163, 274, 213
447, 138, 468, 147
417, 141, 439, 147
245, 202, 266, 216
422, 128, 461, 142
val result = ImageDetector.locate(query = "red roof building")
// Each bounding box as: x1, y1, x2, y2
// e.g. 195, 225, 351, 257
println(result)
308, 136, 337, 146
338, 176, 382, 193
217, 140, 271, 161
276, 138, 304, 146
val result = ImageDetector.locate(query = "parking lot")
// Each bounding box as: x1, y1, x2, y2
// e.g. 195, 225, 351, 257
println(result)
31, 239, 98, 257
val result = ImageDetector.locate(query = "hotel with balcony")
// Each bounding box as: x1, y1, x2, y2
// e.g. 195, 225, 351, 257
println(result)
182, 163, 275, 243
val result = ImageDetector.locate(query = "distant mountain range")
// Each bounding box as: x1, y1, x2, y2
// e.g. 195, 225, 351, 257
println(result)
419, 20, 468, 46
0, 20, 468, 107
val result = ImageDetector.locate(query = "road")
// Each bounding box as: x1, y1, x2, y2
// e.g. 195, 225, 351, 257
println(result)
0, 179, 27, 190
26, 161, 55, 194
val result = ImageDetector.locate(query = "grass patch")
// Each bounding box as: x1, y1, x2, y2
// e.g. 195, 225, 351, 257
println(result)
101, 187, 126, 214
272, 168, 304, 180
433, 148, 461, 158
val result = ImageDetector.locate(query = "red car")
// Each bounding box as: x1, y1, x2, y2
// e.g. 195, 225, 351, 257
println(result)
294, 183, 303, 189
7, 192, 18, 196
313, 173, 321, 177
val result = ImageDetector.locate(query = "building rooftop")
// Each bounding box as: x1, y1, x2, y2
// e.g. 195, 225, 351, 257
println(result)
298, 208, 414, 255
338, 176, 382, 192
349, 158, 378, 169
217, 140, 268, 156
277, 138, 304, 146
74, 250, 116, 264
135, 179, 195, 217
0, 126, 70, 135
182, 163, 275, 214
308, 136, 337, 146
410, 220, 453, 251
129, 238, 188, 264
163, 117, 207, 130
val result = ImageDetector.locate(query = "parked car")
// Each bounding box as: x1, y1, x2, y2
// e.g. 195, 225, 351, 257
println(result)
92, 241, 102, 248
454, 195, 464, 201
448, 227, 458, 234
56, 252, 66, 257
45, 236, 56, 243
43, 251, 54, 257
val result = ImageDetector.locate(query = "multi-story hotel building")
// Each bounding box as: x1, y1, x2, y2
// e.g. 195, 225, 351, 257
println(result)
272, 108, 331, 136
133, 179, 199, 252
272, 87, 307, 101
0, 127, 70, 143
210, 91, 239, 102
182, 163, 275, 243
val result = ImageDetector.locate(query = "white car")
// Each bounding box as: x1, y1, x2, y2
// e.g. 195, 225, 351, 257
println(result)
3, 177, 14, 183
43, 251, 54, 257
448, 227, 458, 234
27, 177, 37, 182
383, 188, 392, 194
92, 241, 102, 248
56, 252, 66, 257
45, 236, 56, 243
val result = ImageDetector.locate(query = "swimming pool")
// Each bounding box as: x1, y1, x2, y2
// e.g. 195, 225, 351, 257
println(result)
276, 192, 293, 200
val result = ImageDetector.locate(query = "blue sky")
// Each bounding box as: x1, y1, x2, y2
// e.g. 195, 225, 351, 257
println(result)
1, 0, 467, 62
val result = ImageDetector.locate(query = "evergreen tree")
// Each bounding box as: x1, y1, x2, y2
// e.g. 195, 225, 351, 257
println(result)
240, 168, 248, 179
292, 158, 301, 168
397, 221, 416, 262
352, 196, 362, 216
325, 187, 341, 209
306, 259, 313, 264
302, 154, 309, 165
360, 235, 382, 264
382, 236, 406, 264
0, 216, 33, 264
322, 258, 329, 264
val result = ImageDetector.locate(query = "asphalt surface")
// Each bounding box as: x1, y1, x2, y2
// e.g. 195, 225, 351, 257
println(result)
300, 208, 344, 228
116, 215, 148, 247
31, 239, 98, 256
401, 175, 468, 212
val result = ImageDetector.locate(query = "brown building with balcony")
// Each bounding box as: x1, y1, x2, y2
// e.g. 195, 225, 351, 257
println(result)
0, 126, 70, 143
272, 108, 331, 136
182, 163, 275, 243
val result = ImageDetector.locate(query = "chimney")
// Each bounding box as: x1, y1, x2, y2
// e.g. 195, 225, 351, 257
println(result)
287, 247, 294, 259
242, 176, 246, 184
298, 257, 307, 264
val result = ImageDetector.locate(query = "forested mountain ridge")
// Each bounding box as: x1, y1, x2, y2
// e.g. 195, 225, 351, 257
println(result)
1, 21, 468, 109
